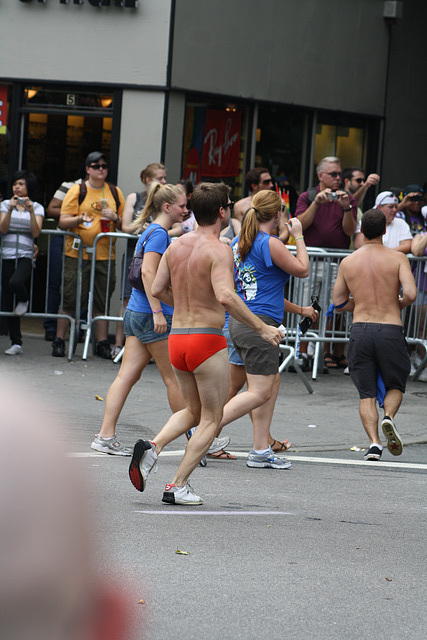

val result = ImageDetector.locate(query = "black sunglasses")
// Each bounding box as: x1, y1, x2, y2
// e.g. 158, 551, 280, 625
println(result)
326, 171, 342, 178
260, 178, 273, 185
353, 177, 364, 184
223, 201, 234, 210
89, 163, 108, 170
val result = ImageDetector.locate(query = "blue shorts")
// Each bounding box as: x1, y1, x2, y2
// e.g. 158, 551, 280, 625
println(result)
223, 323, 244, 366
123, 309, 172, 344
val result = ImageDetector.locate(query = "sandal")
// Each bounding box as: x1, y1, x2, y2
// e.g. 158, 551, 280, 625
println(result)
324, 353, 339, 369
206, 449, 237, 460
270, 439, 292, 452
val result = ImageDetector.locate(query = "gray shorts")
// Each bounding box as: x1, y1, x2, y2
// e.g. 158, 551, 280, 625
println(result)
229, 314, 279, 375
348, 323, 410, 399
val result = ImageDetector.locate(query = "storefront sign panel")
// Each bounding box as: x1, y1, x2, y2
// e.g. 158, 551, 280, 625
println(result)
202, 110, 242, 178
18, 1, 138, 8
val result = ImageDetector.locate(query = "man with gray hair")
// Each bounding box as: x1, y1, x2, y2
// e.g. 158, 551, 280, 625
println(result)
353, 191, 412, 253
294, 156, 358, 369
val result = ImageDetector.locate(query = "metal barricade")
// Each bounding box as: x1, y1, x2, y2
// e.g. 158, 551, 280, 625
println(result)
82, 230, 136, 360
0, 228, 84, 360
280, 249, 426, 381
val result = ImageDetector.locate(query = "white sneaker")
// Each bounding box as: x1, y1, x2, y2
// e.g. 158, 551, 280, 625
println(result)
14, 301, 29, 316
162, 482, 203, 505
208, 436, 231, 454
343, 366, 350, 375
5, 344, 23, 355
128, 440, 158, 492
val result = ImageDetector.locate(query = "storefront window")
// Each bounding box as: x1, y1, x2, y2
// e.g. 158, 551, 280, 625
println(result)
0, 84, 11, 200
182, 100, 247, 199
315, 114, 366, 169
24, 86, 114, 113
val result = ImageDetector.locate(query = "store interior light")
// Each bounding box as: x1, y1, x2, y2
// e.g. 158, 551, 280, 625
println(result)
100, 96, 113, 108
226, 104, 237, 112
25, 89, 38, 100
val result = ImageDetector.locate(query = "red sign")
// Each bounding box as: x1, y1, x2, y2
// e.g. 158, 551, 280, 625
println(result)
0, 86, 7, 133
201, 110, 241, 177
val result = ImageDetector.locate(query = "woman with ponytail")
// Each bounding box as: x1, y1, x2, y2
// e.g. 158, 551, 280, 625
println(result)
226, 189, 310, 469
91, 182, 188, 455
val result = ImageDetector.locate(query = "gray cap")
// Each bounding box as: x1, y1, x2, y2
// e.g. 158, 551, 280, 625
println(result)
85, 151, 107, 166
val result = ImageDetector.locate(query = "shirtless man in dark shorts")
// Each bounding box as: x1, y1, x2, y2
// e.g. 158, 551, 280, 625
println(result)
333, 209, 417, 461
128, 182, 283, 504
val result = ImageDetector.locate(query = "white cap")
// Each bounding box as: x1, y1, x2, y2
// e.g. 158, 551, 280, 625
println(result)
375, 191, 398, 208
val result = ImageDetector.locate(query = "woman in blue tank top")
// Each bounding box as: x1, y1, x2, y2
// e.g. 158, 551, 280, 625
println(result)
228, 189, 310, 469
91, 182, 187, 455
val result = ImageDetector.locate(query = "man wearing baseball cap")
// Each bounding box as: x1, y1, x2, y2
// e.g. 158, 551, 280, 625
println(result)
353, 191, 412, 253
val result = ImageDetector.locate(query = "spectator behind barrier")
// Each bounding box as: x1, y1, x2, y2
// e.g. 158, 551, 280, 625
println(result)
0, 170, 45, 356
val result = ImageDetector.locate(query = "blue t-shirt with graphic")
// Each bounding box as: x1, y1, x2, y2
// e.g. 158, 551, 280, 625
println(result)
127, 223, 173, 315
231, 231, 290, 323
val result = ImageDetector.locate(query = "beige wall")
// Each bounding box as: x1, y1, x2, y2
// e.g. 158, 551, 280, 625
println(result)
0, 0, 171, 86
117, 90, 166, 198
172, 0, 389, 117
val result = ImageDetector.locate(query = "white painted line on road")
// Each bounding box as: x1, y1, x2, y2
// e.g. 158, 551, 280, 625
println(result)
69, 450, 427, 470
133, 510, 293, 516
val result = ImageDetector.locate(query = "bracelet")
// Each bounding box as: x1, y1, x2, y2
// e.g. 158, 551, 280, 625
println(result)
152, 309, 162, 314
294, 235, 304, 241
343, 207, 352, 212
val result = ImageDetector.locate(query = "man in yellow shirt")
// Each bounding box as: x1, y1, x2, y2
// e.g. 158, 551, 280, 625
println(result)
52, 152, 125, 358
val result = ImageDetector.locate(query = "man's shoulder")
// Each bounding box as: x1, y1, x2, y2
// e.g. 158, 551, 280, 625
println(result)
234, 196, 252, 211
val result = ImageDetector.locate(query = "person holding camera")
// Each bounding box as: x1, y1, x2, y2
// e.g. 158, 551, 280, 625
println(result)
396, 184, 425, 235
0, 170, 44, 355
294, 157, 357, 369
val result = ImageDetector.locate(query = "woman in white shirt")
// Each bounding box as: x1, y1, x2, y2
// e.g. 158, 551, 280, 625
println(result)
0, 170, 44, 355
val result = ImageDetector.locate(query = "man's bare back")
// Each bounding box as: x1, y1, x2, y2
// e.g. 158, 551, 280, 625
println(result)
164, 229, 232, 329
334, 242, 416, 325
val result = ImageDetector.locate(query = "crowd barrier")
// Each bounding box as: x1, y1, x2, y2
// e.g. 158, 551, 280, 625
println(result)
1, 230, 426, 381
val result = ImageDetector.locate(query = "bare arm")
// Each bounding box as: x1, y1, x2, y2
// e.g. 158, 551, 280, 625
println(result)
411, 232, 427, 256
333, 260, 354, 311
398, 256, 417, 309
121, 193, 137, 234
353, 232, 364, 250
269, 217, 309, 277
46, 197, 63, 220
353, 173, 380, 206
59, 212, 92, 230
393, 239, 412, 254
284, 298, 320, 322
151, 251, 174, 307
141, 251, 173, 332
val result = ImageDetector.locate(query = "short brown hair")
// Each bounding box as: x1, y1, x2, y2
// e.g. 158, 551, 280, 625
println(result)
191, 182, 231, 226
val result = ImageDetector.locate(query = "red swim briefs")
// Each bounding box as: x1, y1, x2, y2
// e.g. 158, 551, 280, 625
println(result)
168, 328, 227, 372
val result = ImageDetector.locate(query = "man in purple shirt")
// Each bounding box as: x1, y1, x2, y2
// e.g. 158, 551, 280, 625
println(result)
295, 156, 357, 369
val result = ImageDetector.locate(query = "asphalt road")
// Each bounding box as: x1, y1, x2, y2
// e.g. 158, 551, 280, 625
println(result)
1, 333, 426, 639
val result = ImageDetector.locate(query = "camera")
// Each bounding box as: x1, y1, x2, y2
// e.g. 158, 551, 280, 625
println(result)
326, 192, 340, 201
299, 296, 321, 335
17, 197, 26, 206
409, 195, 423, 202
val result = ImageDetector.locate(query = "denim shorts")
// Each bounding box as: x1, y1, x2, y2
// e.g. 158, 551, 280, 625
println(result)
123, 309, 172, 344
223, 323, 244, 366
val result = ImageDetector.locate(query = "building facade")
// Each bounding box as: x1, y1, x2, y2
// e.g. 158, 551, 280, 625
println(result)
1, 0, 426, 208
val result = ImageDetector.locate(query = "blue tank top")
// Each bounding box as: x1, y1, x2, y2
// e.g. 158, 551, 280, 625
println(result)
231, 231, 290, 323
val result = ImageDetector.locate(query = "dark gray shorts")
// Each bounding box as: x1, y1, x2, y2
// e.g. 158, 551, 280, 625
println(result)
348, 323, 410, 399
229, 314, 279, 375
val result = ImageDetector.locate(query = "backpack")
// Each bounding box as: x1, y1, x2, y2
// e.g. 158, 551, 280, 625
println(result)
128, 227, 170, 291
78, 181, 121, 211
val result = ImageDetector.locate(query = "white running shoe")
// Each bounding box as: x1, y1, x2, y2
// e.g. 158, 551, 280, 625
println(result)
128, 440, 158, 491
208, 436, 231, 454
14, 301, 29, 316
5, 344, 23, 355
162, 482, 203, 505
247, 447, 292, 469
91, 435, 132, 456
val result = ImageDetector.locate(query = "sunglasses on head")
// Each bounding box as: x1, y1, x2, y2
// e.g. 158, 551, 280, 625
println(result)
89, 163, 108, 170
326, 171, 342, 178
